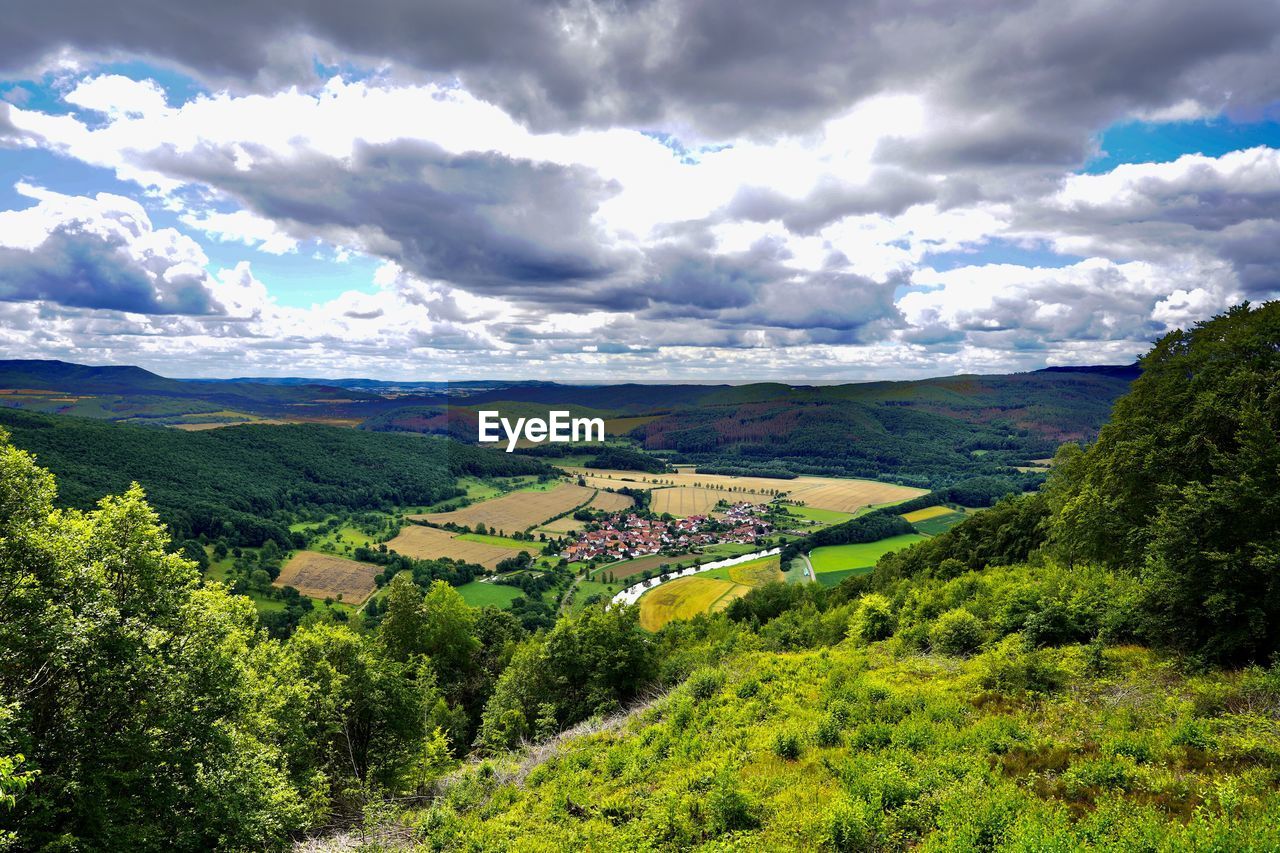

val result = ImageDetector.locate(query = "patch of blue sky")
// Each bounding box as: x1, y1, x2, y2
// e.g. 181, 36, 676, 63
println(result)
1084, 112, 1280, 174
201, 239, 383, 308
0, 148, 137, 209
922, 238, 1083, 272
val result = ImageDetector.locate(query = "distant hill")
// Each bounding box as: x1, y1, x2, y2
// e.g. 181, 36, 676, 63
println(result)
0, 359, 1138, 488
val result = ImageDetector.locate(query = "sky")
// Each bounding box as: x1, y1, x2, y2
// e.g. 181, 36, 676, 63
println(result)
1, 1, 1279, 381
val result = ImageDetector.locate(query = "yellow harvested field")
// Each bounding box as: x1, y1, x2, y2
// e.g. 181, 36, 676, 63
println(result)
539, 489, 635, 533
589, 489, 635, 512
649, 486, 727, 517
274, 552, 381, 604
563, 467, 925, 514
901, 505, 954, 523
414, 483, 595, 532
539, 515, 584, 534
385, 525, 522, 569
639, 576, 743, 631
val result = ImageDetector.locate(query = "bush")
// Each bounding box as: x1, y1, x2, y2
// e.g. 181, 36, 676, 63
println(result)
851, 593, 895, 643
979, 637, 1067, 695
685, 667, 725, 701
931, 608, 985, 656
771, 731, 802, 760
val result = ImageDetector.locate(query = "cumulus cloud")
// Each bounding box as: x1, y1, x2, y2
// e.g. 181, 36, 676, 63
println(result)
0, 184, 225, 314
1, 2, 1280, 378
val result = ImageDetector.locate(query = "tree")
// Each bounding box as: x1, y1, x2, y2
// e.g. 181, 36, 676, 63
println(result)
0, 433, 314, 849
379, 573, 426, 663
179, 538, 209, 570
1045, 302, 1280, 662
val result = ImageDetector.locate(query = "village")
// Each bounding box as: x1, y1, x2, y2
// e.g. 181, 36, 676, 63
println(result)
561, 501, 774, 563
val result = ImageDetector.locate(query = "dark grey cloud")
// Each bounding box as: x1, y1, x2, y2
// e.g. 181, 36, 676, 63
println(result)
724, 170, 939, 233
142, 138, 626, 297
6, 0, 1280, 151
0, 227, 219, 314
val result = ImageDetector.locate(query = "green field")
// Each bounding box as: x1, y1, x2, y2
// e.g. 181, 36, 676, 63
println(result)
566, 579, 619, 613
456, 580, 523, 608
455, 532, 538, 550
808, 534, 927, 575
782, 505, 856, 525
813, 565, 874, 587
911, 510, 969, 536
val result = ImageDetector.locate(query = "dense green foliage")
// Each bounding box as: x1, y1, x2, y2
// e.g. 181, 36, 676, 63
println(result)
584, 446, 669, 473
0, 409, 548, 547
1045, 302, 1280, 663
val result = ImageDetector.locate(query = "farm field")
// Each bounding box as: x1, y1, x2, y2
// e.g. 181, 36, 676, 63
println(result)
637, 555, 781, 630
385, 525, 521, 569
455, 532, 536, 550
700, 554, 784, 586
901, 505, 954, 523
273, 551, 381, 604
809, 533, 927, 576
587, 489, 635, 512
592, 552, 686, 583
602, 415, 662, 433
564, 467, 926, 514
638, 576, 744, 631
414, 482, 594, 532
649, 486, 727, 517
781, 505, 856, 525
541, 487, 637, 533
911, 510, 969, 536
456, 580, 523, 609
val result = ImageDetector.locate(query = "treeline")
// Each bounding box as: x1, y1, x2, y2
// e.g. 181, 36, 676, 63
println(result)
694, 464, 797, 479
641, 398, 1063, 487
582, 446, 668, 472
0, 409, 548, 547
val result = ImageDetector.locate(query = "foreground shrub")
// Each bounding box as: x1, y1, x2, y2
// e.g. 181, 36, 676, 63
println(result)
851, 594, 895, 643
931, 608, 985, 656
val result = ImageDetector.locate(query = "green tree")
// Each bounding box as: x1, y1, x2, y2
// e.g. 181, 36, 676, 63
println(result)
1045, 302, 1280, 662
0, 433, 314, 849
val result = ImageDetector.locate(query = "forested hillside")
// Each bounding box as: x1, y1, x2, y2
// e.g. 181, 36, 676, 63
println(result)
0, 409, 549, 547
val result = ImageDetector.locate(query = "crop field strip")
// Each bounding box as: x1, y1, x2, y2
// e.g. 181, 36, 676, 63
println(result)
385, 525, 526, 569
414, 482, 595, 532
648, 486, 728, 517
637, 576, 742, 631
564, 467, 926, 515
273, 552, 382, 604
808, 533, 928, 576
637, 555, 781, 630
900, 505, 954, 523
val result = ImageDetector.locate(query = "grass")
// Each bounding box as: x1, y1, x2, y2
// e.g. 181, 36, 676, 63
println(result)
568, 579, 619, 612
809, 534, 927, 574
783, 505, 857, 525
814, 566, 875, 587
455, 532, 539, 550
456, 580, 523, 609
912, 511, 970, 536
408, 641, 1280, 849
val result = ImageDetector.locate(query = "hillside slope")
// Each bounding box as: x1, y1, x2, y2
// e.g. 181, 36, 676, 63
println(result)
413, 638, 1280, 849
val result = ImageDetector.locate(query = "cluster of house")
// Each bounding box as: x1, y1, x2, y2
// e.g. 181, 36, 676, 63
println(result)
561, 502, 773, 563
